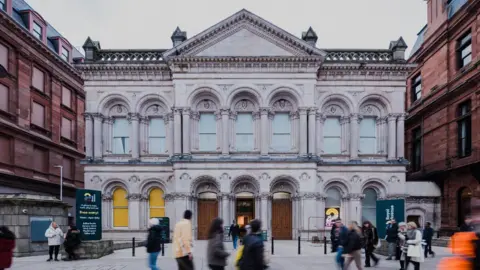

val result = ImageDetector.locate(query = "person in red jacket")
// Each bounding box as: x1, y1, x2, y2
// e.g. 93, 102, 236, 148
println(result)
0, 226, 16, 270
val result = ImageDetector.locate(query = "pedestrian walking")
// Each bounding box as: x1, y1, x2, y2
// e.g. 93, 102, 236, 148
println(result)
237, 219, 265, 270
422, 222, 435, 258
362, 221, 379, 267
385, 218, 398, 260
45, 222, 63, 261
0, 226, 15, 270
404, 222, 424, 270
63, 225, 81, 260
173, 210, 194, 270
343, 221, 363, 270
330, 222, 339, 252
397, 222, 408, 270
207, 218, 230, 270
334, 219, 348, 269
229, 220, 240, 250
147, 218, 163, 270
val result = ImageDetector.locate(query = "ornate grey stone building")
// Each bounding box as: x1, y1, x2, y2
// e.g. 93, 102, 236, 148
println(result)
76, 10, 440, 240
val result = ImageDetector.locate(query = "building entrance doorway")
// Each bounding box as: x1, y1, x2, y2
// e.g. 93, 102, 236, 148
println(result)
272, 192, 292, 240
197, 192, 218, 240
235, 192, 255, 237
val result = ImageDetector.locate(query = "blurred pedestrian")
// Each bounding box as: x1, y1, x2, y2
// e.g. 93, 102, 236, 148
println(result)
334, 219, 348, 269
397, 222, 408, 270
207, 218, 230, 270
229, 220, 240, 250
63, 225, 81, 260
173, 210, 194, 270
343, 221, 363, 270
362, 221, 379, 267
146, 218, 163, 270
0, 226, 15, 270
386, 218, 398, 260
422, 222, 435, 258
404, 222, 423, 270
238, 219, 265, 270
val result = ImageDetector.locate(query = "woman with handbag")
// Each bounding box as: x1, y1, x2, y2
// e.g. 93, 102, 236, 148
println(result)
362, 221, 379, 267
404, 222, 424, 270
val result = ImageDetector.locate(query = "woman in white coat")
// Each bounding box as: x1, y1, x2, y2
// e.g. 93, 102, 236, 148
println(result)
44, 222, 64, 261
404, 222, 424, 270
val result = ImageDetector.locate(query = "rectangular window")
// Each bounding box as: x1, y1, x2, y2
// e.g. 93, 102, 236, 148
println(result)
412, 128, 422, 172
32, 102, 45, 128
0, 134, 11, 164
113, 118, 130, 154
457, 101, 472, 158
199, 113, 217, 151
0, 0, 6, 11
235, 113, 254, 151
33, 146, 48, 173
61, 46, 69, 62
148, 118, 166, 154
0, 84, 8, 111
458, 32, 472, 68
32, 22, 42, 40
271, 112, 291, 152
412, 74, 422, 102
61, 117, 72, 140
62, 156, 73, 180
62, 86, 71, 107
0, 43, 8, 70
323, 118, 342, 154
32, 67, 44, 92
359, 118, 377, 154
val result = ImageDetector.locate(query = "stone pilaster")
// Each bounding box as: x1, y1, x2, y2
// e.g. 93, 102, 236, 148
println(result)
299, 108, 308, 156
221, 109, 230, 155
182, 108, 191, 155
396, 113, 405, 158
84, 113, 93, 159
260, 192, 269, 230
101, 193, 112, 229
128, 113, 140, 159
167, 113, 174, 157
316, 113, 325, 155
308, 108, 317, 155
173, 108, 182, 155
127, 193, 142, 229
315, 194, 326, 229
93, 113, 103, 159
349, 193, 364, 223
260, 108, 269, 156
388, 114, 397, 159
350, 114, 360, 159
221, 193, 230, 223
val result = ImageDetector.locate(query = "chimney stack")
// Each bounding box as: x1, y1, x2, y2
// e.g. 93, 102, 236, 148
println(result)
171, 27, 187, 47
301, 27, 318, 47
389, 37, 408, 61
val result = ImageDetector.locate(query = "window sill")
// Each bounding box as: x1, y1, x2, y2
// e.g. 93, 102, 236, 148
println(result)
61, 104, 75, 114
231, 151, 261, 154
30, 124, 51, 137
320, 154, 350, 157
61, 136, 77, 147
0, 109, 16, 121
104, 154, 131, 157
191, 151, 222, 154
358, 154, 387, 158
141, 154, 169, 157
30, 86, 50, 99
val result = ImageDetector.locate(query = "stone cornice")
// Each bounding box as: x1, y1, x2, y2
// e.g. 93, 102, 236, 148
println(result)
75, 63, 172, 81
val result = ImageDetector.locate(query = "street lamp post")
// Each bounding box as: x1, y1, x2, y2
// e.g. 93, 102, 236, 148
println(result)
54, 165, 63, 201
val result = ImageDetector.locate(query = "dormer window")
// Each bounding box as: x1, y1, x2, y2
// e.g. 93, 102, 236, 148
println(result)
32, 22, 43, 40
61, 46, 69, 62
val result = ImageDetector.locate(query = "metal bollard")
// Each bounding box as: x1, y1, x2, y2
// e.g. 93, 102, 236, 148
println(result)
162, 242, 165, 256
298, 236, 301, 255
132, 237, 135, 257
324, 236, 327, 254
271, 236, 274, 255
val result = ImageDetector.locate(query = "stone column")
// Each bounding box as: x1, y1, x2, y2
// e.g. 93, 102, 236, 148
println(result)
316, 113, 324, 155
299, 108, 308, 156
85, 113, 93, 159
230, 195, 236, 224
316, 195, 326, 230
308, 108, 317, 155
260, 192, 269, 230
340, 117, 349, 154
173, 108, 182, 156
260, 108, 269, 156
102, 117, 112, 155
221, 109, 230, 155
182, 109, 191, 155
129, 113, 140, 159
167, 113, 174, 157
229, 111, 237, 151
93, 113, 103, 159
397, 114, 405, 158
221, 193, 230, 223
128, 193, 141, 230
102, 194, 112, 229
350, 114, 359, 159
253, 112, 260, 151
388, 114, 397, 159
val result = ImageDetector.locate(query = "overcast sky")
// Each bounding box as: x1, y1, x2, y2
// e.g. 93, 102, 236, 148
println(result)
26, 0, 426, 56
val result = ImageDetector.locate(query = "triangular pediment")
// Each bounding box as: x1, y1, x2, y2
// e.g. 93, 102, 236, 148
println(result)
163, 9, 326, 58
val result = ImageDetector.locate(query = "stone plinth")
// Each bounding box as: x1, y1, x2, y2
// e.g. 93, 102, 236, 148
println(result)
61, 240, 114, 259
0, 194, 70, 257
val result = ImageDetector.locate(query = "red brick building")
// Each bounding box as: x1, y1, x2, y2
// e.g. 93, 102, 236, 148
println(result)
0, 0, 85, 216
405, 0, 480, 233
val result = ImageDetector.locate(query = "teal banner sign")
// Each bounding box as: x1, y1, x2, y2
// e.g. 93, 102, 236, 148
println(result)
376, 199, 405, 239
76, 189, 102, 241
153, 217, 170, 243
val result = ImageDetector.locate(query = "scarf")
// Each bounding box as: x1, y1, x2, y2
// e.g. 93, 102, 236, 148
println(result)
407, 229, 417, 242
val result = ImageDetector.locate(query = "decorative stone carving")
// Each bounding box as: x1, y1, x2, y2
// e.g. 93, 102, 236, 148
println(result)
388, 176, 400, 183
168, 192, 191, 199
350, 175, 362, 183
260, 192, 270, 199
325, 50, 393, 62
302, 192, 318, 199
317, 175, 323, 183
127, 193, 142, 201
315, 194, 327, 201
234, 183, 256, 194
348, 193, 365, 200
218, 173, 231, 182
360, 104, 380, 116
234, 99, 255, 111
272, 99, 293, 111
406, 197, 436, 204
129, 175, 140, 183
387, 194, 407, 199
102, 192, 113, 201
259, 173, 270, 182
167, 175, 174, 183
146, 104, 165, 115
299, 173, 310, 182
323, 104, 344, 116
91, 175, 102, 185
196, 99, 217, 111
109, 105, 128, 116
180, 173, 191, 181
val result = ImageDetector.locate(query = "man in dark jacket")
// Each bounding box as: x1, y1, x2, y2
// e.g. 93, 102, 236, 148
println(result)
64, 225, 81, 260
385, 218, 398, 260
147, 218, 163, 270
334, 219, 349, 269
229, 220, 240, 250
330, 223, 338, 252
239, 219, 265, 270
423, 222, 435, 258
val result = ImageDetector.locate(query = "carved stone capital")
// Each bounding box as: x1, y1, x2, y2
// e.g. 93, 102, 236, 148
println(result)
127, 113, 140, 121
84, 113, 94, 121
102, 193, 113, 201
127, 193, 142, 201
220, 108, 230, 116
299, 107, 308, 115
173, 107, 182, 115
182, 108, 191, 116
348, 193, 365, 200
260, 107, 270, 115
260, 192, 270, 200
167, 192, 191, 200
92, 113, 104, 120
386, 194, 407, 199
308, 107, 317, 115
301, 192, 318, 199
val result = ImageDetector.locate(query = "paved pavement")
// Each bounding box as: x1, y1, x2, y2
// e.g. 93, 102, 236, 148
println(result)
12, 241, 448, 269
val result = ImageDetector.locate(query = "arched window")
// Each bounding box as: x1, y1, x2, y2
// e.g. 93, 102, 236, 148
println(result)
231, 97, 259, 152
362, 188, 377, 226
113, 188, 129, 227
458, 187, 472, 227
149, 188, 165, 218
326, 187, 342, 208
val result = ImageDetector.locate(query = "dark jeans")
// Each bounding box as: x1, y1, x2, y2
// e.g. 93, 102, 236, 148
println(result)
208, 265, 224, 270
48, 245, 60, 259
424, 240, 434, 257
365, 247, 379, 266
176, 255, 194, 270
400, 260, 404, 269
405, 256, 420, 270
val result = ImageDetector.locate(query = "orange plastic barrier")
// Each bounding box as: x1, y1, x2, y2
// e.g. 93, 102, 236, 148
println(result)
437, 256, 472, 270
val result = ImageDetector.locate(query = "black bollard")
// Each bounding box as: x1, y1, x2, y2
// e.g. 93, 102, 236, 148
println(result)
132, 237, 135, 257
162, 242, 165, 256
324, 236, 327, 254
298, 236, 301, 255
271, 236, 274, 255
